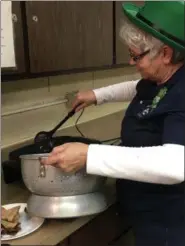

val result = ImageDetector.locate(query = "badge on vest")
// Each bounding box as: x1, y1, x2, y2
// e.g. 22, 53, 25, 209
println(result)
138, 87, 168, 118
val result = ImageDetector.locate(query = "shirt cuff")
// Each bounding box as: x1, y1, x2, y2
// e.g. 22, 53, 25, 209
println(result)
93, 88, 106, 105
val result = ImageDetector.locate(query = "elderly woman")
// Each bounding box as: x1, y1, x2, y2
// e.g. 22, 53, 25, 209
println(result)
41, 1, 184, 246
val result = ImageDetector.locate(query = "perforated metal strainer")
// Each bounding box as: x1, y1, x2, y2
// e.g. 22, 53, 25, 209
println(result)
20, 153, 106, 197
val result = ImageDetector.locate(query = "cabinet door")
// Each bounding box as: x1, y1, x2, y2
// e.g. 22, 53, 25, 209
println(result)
57, 239, 69, 246
2, 1, 25, 74
69, 204, 127, 246
115, 1, 144, 65
79, 2, 113, 68
26, 1, 113, 73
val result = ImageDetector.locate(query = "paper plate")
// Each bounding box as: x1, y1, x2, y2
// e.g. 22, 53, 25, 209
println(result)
1, 203, 45, 241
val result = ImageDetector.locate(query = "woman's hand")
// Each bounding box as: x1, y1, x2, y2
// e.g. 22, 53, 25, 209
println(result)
72, 90, 97, 112
40, 143, 89, 172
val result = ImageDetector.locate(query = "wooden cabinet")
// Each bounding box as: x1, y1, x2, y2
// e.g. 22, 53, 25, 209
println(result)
68, 204, 127, 246
25, 1, 113, 73
115, 1, 144, 65
2, 1, 147, 78
111, 229, 135, 246
57, 239, 69, 246
2, 1, 26, 74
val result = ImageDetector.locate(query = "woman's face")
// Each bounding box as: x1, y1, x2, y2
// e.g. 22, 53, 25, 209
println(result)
129, 46, 168, 81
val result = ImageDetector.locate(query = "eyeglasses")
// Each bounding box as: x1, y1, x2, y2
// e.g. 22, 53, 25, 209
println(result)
129, 49, 150, 62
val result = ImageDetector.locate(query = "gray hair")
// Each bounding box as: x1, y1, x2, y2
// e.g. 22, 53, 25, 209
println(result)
119, 17, 184, 64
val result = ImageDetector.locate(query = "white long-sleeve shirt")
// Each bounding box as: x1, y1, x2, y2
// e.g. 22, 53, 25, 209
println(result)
93, 80, 139, 104
86, 80, 184, 185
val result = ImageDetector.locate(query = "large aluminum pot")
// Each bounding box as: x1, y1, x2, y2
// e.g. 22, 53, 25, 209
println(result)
20, 153, 106, 197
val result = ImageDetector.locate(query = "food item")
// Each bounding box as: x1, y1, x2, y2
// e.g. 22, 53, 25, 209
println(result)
2, 206, 20, 222
1, 206, 21, 235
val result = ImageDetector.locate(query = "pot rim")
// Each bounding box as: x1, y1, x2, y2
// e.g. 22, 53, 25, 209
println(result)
20, 153, 49, 160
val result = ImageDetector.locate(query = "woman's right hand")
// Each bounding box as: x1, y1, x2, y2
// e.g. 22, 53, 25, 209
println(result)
72, 90, 97, 112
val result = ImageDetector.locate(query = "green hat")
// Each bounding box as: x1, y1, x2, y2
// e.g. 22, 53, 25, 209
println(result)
122, 1, 184, 52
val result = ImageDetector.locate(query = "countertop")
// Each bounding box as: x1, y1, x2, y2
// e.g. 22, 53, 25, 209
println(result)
2, 179, 116, 246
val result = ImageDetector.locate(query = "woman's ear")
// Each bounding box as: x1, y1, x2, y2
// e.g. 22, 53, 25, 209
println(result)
162, 45, 173, 64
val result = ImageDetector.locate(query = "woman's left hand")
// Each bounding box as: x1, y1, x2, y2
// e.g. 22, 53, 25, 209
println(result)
40, 143, 89, 172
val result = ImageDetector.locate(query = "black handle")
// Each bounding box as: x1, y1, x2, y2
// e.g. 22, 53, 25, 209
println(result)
49, 108, 76, 136
2, 160, 22, 184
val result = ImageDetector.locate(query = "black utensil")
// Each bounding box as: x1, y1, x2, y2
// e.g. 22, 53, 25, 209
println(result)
34, 108, 76, 152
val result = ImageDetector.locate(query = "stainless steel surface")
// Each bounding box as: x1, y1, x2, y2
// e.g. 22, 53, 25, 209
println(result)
27, 192, 109, 218
20, 154, 106, 196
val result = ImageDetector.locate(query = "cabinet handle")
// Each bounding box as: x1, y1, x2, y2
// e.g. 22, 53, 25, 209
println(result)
79, 24, 82, 51
32, 15, 39, 22
12, 14, 18, 23
79, 23, 82, 33
98, 18, 101, 29
79, 41, 82, 51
